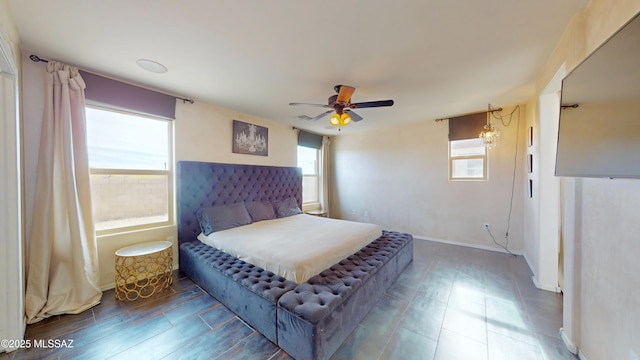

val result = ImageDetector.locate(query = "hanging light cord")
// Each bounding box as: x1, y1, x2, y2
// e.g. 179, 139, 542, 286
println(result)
488, 105, 521, 257
490, 103, 519, 127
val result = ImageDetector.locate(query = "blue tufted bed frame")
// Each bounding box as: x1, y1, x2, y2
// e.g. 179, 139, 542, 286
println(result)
177, 161, 413, 360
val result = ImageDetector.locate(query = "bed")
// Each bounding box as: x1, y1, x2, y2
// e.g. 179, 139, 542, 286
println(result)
177, 161, 413, 360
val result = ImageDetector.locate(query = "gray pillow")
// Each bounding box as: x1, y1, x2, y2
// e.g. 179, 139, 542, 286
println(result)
245, 201, 276, 222
273, 197, 302, 218
198, 202, 252, 236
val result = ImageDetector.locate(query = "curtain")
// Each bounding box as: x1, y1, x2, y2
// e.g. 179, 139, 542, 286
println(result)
320, 136, 331, 217
25, 61, 101, 324
298, 130, 323, 149
448, 111, 487, 140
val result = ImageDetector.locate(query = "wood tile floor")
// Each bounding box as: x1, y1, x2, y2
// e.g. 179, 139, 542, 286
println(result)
1, 239, 578, 360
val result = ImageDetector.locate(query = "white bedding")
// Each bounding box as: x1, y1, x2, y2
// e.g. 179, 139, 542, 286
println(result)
197, 214, 382, 283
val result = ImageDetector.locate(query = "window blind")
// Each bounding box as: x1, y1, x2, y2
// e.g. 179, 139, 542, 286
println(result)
448, 112, 487, 141
81, 70, 176, 119
298, 130, 323, 149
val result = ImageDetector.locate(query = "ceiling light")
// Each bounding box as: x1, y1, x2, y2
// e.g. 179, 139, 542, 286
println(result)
340, 113, 351, 126
329, 112, 352, 127
329, 113, 340, 126
136, 59, 168, 74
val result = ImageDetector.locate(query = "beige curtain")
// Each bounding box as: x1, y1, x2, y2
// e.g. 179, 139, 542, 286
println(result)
25, 61, 101, 324
320, 136, 331, 217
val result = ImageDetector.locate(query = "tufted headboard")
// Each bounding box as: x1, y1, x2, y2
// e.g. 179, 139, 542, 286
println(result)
176, 161, 302, 246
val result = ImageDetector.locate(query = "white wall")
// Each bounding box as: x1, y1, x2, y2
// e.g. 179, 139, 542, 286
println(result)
523, 101, 540, 286
534, 87, 562, 292
20, 58, 297, 289
527, 0, 640, 358
331, 105, 526, 253
0, 0, 24, 351
576, 178, 640, 360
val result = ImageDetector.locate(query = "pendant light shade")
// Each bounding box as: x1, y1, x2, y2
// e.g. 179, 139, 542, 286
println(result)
479, 122, 500, 149
330, 112, 352, 127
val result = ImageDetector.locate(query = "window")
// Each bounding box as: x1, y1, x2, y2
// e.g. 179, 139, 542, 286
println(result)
449, 138, 487, 180
85, 106, 173, 233
297, 145, 320, 204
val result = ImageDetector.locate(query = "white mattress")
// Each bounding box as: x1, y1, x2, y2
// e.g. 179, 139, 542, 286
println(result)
197, 214, 382, 283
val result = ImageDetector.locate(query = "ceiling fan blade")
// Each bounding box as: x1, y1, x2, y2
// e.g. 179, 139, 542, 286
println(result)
345, 109, 363, 122
310, 110, 334, 121
350, 99, 394, 109
336, 85, 356, 104
289, 102, 329, 108
297, 110, 333, 121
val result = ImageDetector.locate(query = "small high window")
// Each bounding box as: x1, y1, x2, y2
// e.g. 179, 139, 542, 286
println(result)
449, 138, 487, 180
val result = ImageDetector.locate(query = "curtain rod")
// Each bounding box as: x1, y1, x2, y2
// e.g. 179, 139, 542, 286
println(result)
435, 107, 503, 122
29, 54, 194, 104
292, 126, 325, 135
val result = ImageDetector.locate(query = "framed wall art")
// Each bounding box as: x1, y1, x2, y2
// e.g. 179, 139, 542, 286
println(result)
232, 120, 268, 156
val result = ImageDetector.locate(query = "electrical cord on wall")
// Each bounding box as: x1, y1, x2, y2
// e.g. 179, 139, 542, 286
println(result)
489, 105, 520, 257
488, 228, 516, 256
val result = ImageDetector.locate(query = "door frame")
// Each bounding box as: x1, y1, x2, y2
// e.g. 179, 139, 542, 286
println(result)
0, 34, 25, 352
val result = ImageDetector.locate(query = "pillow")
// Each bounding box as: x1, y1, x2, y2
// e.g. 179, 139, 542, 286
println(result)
245, 201, 276, 222
197, 202, 252, 236
197, 208, 213, 236
273, 197, 302, 218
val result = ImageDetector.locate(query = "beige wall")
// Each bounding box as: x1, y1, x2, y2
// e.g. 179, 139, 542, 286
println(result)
20, 57, 297, 289
527, 1, 640, 358
331, 105, 526, 253
174, 100, 296, 165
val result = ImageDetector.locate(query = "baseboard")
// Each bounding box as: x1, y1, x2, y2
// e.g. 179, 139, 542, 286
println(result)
531, 275, 540, 289
413, 235, 523, 255
559, 328, 578, 354
531, 275, 562, 293
523, 252, 535, 276
100, 282, 115, 292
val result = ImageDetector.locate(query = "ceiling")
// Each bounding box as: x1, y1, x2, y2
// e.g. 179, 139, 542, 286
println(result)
8, 0, 590, 135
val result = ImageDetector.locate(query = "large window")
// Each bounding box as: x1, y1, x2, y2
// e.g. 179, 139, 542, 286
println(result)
297, 145, 320, 204
449, 138, 487, 180
86, 106, 173, 233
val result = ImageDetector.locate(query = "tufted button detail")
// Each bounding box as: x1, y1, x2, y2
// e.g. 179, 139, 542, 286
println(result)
177, 162, 302, 246
181, 226, 412, 328
277, 230, 412, 324
180, 241, 297, 302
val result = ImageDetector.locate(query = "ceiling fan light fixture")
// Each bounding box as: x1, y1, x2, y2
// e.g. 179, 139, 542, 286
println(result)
340, 113, 351, 126
329, 113, 351, 127
329, 113, 341, 126
290, 84, 394, 129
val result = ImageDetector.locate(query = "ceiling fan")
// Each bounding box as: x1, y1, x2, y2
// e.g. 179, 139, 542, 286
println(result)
289, 85, 394, 128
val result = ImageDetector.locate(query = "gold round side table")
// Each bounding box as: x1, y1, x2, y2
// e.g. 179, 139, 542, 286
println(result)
115, 241, 173, 301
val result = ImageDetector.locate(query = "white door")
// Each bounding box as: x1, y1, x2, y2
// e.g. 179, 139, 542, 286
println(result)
0, 37, 24, 352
